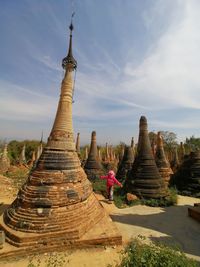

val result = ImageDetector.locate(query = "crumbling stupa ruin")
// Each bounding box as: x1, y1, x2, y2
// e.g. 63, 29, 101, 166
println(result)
172, 151, 200, 197
171, 147, 180, 173
0, 144, 10, 173
19, 144, 26, 164
0, 21, 121, 252
126, 116, 168, 199
116, 145, 134, 182
75, 132, 81, 157
155, 132, 172, 187
84, 131, 104, 180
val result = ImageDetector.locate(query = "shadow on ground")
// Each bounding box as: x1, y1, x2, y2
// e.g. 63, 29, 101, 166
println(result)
111, 204, 200, 258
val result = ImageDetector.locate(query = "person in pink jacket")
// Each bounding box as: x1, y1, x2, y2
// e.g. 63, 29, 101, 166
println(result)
100, 170, 122, 201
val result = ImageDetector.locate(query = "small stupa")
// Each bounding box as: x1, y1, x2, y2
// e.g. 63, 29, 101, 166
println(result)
187, 151, 200, 195
98, 147, 102, 162
171, 147, 180, 173
0, 20, 121, 251
0, 144, 10, 173
151, 138, 157, 157
116, 145, 134, 182
84, 131, 104, 180
179, 142, 185, 163
127, 116, 168, 198
28, 150, 36, 167
155, 132, 172, 187
75, 132, 81, 157
104, 142, 110, 162
131, 137, 135, 155
19, 144, 26, 164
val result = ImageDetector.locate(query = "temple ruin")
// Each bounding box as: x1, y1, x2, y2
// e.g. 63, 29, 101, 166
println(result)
0, 21, 121, 252
155, 132, 172, 187
84, 131, 104, 180
116, 145, 134, 182
126, 116, 168, 199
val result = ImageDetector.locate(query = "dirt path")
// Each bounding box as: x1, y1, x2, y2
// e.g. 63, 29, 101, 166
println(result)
0, 193, 199, 266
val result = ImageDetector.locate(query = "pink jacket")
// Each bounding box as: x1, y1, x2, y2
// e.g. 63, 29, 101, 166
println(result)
100, 171, 122, 188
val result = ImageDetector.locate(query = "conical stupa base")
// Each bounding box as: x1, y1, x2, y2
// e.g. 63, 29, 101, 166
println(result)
0, 147, 122, 251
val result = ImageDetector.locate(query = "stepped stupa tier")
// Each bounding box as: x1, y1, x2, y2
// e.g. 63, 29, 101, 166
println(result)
1, 22, 121, 250
187, 151, 200, 194
155, 132, 172, 187
127, 116, 168, 199
171, 151, 200, 196
116, 145, 134, 182
84, 131, 104, 180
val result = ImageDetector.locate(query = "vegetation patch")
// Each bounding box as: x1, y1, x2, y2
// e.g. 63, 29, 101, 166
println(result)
113, 237, 198, 267
113, 188, 178, 208
5, 168, 29, 189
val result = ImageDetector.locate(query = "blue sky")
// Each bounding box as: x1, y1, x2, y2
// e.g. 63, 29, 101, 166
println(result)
0, 0, 200, 145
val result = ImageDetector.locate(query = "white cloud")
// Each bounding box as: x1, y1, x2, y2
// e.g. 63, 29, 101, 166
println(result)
123, 0, 200, 111
0, 80, 56, 121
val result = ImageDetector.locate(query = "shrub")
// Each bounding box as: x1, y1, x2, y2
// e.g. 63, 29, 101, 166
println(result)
114, 238, 198, 267
114, 187, 178, 208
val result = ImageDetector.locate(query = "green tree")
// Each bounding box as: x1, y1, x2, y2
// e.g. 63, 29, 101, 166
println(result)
185, 136, 200, 151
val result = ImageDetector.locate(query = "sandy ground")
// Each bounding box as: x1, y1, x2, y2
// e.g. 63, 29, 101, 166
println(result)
0, 187, 199, 267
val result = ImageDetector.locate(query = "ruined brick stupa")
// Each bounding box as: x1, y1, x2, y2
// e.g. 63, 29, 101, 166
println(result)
155, 132, 172, 187
75, 132, 81, 158
19, 144, 26, 164
0, 144, 10, 173
185, 151, 200, 194
116, 146, 134, 182
127, 116, 168, 198
171, 147, 180, 173
0, 21, 121, 250
84, 131, 104, 180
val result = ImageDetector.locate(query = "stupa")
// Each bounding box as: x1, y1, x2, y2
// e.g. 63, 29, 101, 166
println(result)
0, 21, 121, 251
171, 147, 180, 173
155, 132, 172, 187
179, 142, 185, 163
187, 151, 200, 195
105, 142, 110, 162
116, 145, 134, 182
19, 144, 26, 164
127, 116, 168, 198
84, 131, 104, 180
0, 144, 10, 173
171, 151, 200, 197
75, 132, 81, 157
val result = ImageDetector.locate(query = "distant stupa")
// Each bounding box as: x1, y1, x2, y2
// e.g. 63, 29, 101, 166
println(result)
116, 145, 134, 182
179, 142, 185, 163
1, 20, 121, 250
0, 144, 10, 173
76, 132, 81, 157
84, 131, 104, 180
155, 132, 172, 187
171, 147, 180, 173
126, 116, 168, 198
19, 144, 26, 164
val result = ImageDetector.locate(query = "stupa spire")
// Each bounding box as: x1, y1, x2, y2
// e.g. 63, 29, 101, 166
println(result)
62, 14, 77, 70
47, 21, 77, 151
